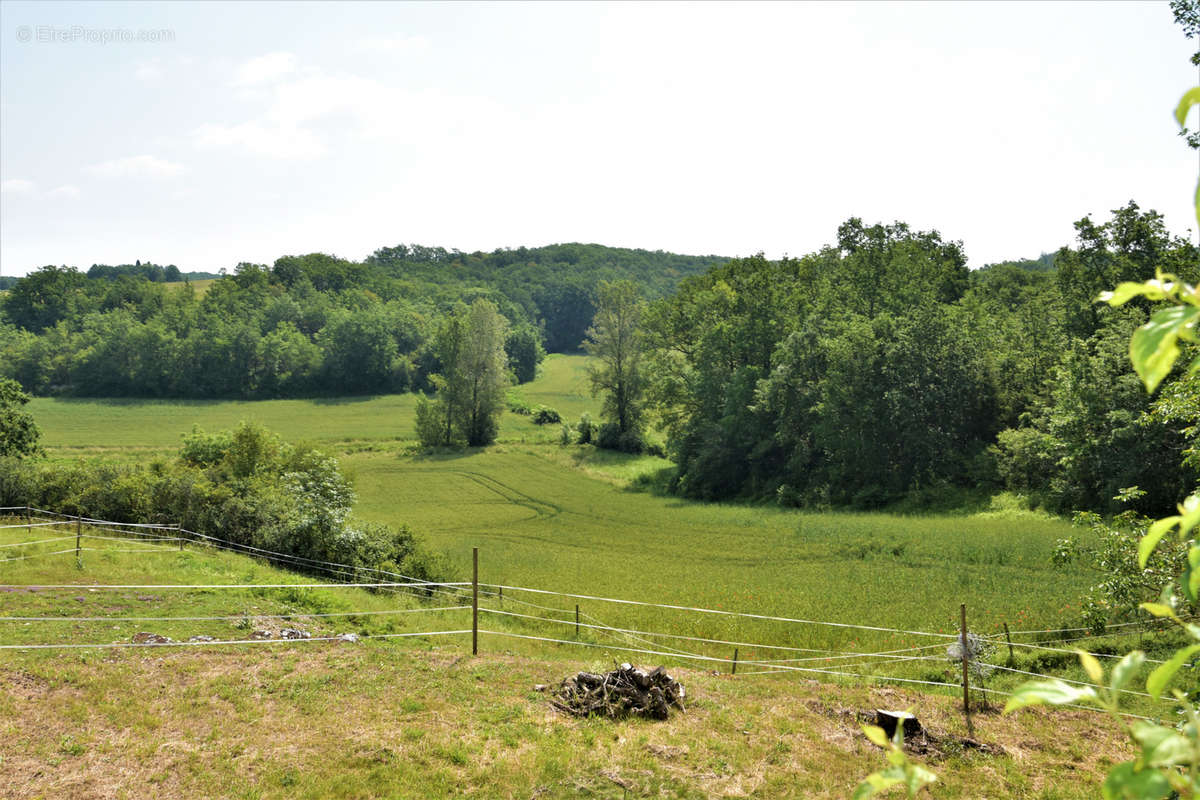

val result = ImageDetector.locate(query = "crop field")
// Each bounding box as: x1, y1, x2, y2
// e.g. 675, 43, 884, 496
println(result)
24, 354, 1181, 713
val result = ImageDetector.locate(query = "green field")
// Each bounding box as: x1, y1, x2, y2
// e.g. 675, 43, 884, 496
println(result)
28, 354, 596, 453
0, 520, 1131, 799
25, 354, 1168, 699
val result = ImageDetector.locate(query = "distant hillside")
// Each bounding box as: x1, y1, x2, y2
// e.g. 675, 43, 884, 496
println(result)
0, 242, 728, 399
280, 242, 729, 351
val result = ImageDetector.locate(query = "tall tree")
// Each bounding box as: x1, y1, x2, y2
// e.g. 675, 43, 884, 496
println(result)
415, 300, 509, 448
457, 299, 510, 447
585, 280, 647, 449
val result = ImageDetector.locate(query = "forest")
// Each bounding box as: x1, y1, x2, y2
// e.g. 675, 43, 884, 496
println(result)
1, 204, 1197, 517
0, 243, 724, 398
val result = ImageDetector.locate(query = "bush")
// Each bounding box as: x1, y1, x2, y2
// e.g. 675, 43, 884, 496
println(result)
596, 422, 644, 454
0, 424, 451, 586
505, 389, 533, 416
559, 424, 573, 445
576, 412, 595, 444
532, 406, 562, 425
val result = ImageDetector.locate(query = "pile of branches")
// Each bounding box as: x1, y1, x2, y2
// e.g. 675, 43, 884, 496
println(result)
549, 664, 685, 720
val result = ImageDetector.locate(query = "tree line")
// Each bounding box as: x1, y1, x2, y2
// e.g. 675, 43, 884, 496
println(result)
626, 202, 1197, 517
0, 244, 724, 399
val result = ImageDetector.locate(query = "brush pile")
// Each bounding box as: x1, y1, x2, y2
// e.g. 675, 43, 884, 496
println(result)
549, 664, 685, 720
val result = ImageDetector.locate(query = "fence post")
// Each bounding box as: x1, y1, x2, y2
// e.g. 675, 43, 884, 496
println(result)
472, 547, 479, 656
25, 505, 31, 535
575, 604, 580, 637
731, 647, 738, 675
75, 515, 82, 569
1003, 621, 1014, 665
177, 524, 184, 552
960, 603, 972, 737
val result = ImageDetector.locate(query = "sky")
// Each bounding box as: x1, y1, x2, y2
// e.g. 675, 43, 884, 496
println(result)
0, 0, 1197, 277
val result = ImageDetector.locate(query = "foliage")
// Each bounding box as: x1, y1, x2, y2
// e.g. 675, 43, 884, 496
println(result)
1005, 270, 1200, 797
0, 240, 721, 399
531, 406, 562, 425
0, 421, 447, 584
1054, 507, 1192, 633
585, 280, 647, 452
505, 324, 545, 384
0, 378, 42, 458
853, 719, 937, 799
576, 411, 596, 445
415, 300, 510, 448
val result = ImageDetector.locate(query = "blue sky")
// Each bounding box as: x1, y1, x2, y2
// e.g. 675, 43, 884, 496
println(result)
0, 1, 1196, 276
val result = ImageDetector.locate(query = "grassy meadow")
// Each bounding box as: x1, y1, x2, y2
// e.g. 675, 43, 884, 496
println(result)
10, 352, 1181, 795
27, 353, 1096, 650
0, 520, 1141, 799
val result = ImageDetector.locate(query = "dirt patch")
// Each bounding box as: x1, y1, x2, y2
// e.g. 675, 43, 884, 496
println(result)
1, 670, 50, 699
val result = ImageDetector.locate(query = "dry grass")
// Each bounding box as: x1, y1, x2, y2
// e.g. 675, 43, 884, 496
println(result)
1, 642, 1129, 799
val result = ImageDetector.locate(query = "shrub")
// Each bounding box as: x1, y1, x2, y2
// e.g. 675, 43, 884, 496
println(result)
0, 424, 451, 586
576, 412, 595, 444
532, 406, 562, 425
559, 424, 572, 445
596, 422, 644, 453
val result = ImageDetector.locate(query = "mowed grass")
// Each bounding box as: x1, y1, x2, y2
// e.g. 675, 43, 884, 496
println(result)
0, 521, 1139, 799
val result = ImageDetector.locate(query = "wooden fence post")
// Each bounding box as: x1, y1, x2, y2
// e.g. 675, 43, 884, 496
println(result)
1003, 622, 1014, 665
472, 547, 479, 656
25, 505, 31, 535
575, 604, 580, 637
75, 515, 82, 568
960, 603, 973, 737
731, 648, 739, 675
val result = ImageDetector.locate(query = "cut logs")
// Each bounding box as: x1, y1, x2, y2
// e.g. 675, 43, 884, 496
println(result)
549, 663, 686, 720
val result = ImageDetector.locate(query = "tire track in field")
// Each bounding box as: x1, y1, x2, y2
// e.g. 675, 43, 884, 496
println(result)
402, 469, 561, 520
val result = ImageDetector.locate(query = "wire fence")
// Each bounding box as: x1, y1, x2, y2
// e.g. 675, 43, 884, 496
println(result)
0, 507, 1185, 718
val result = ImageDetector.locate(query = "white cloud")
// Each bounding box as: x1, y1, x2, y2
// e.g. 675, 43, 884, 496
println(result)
84, 155, 187, 179
193, 64, 510, 160
0, 179, 35, 193
234, 52, 297, 86
47, 185, 81, 198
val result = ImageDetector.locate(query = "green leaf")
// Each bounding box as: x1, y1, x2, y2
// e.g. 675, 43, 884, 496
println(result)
1079, 650, 1104, 684
1100, 281, 1163, 306
1004, 679, 1099, 712
1146, 645, 1200, 700
1102, 761, 1173, 800
1140, 517, 1180, 567
852, 769, 904, 800
1139, 602, 1176, 619
1109, 651, 1144, 695
905, 764, 938, 794
1130, 306, 1200, 393
1132, 722, 1192, 767
1176, 87, 1200, 129
862, 724, 890, 748
1188, 547, 1200, 604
